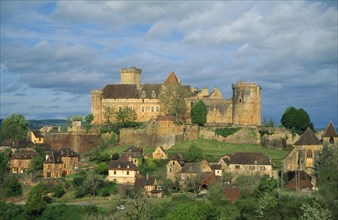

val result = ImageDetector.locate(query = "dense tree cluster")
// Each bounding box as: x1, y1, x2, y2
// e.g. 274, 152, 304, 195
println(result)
1, 113, 29, 141
191, 100, 208, 126
280, 106, 313, 134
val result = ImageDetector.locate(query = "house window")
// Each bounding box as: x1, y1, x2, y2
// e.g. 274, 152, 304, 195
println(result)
173, 161, 175, 165
307, 150, 313, 158
235, 165, 240, 169
63, 164, 67, 168
151, 106, 155, 112
156, 105, 160, 112
141, 105, 145, 112
127, 171, 129, 175
260, 166, 266, 171
169, 168, 172, 172
249, 166, 255, 170
151, 90, 156, 98
114, 171, 116, 175
329, 137, 334, 143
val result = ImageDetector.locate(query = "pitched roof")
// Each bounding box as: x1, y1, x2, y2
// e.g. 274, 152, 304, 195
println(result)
4, 140, 34, 149
228, 152, 271, 165
322, 121, 338, 137
170, 154, 185, 166
108, 159, 138, 171
44, 151, 63, 164
134, 175, 156, 191
11, 151, 38, 160
154, 146, 167, 154
210, 164, 222, 170
294, 127, 321, 145
164, 72, 180, 85
180, 163, 200, 173
32, 130, 44, 138
123, 146, 143, 153
140, 84, 162, 99
59, 147, 79, 157
102, 84, 138, 99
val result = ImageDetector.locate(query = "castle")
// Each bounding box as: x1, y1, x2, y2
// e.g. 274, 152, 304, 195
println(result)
91, 67, 261, 126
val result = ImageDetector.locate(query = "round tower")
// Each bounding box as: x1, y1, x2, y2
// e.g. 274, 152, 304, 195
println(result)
120, 67, 142, 85
91, 89, 103, 125
232, 81, 261, 126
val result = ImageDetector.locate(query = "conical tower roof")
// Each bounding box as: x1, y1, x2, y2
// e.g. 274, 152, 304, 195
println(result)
294, 127, 321, 145
164, 72, 180, 85
322, 121, 338, 137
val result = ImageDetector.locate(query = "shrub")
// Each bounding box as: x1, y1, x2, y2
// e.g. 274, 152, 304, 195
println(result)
3, 175, 22, 197
215, 127, 241, 137
52, 184, 65, 198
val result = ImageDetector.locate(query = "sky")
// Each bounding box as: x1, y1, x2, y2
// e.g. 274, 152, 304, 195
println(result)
1, 1, 337, 128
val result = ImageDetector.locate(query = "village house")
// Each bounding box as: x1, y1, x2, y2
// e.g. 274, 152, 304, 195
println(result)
40, 125, 61, 133
285, 170, 315, 192
176, 160, 212, 187
135, 175, 163, 198
120, 146, 144, 166
218, 152, 273, 178
152, 146, 168, 159
29, 130, 44, 144
3, 140, 35, 152
283, 127, 323, 176
167, 154, 185, 182
10, 150, 38, 173
43, 147, 79, 178
107, 159, 139, 184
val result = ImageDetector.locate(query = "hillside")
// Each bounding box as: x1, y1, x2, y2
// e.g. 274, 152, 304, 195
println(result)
28, 119, 67, 129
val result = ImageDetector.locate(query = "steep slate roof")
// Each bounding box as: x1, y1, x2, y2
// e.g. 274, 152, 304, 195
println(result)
102, 84, 138, 99
228, 152, 271, 165
59, 147, 79, 157
32, 130, 44, 138
164, 72, 180, 85
108, 159, 138, 171
123, 146, 143, 154
140, 84, 162, 99
322, 121, 338, 137
11, 151, 38, 160
294, 127, 321, 145
170, 154, 185, 166
44, 151, 63, 164
4, 140, 34, 149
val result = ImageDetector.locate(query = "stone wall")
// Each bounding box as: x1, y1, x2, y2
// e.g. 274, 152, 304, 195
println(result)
45, 133, 101, 153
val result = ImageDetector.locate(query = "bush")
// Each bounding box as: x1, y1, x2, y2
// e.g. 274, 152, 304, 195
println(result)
73, 176, 85, 187
191, 100, 208, 126
3, 175, 22, 197
74, 187, 89, 198
215, 127, 241, 137
52, 184, 65, 198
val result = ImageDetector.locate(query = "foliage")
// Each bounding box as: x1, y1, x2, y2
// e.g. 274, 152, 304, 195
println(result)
111, 153, 120, 160
98, 181, 118, 197
84, 113, 94, 132
315, 145, 338, 218
30, 154, 45, 171
51, 184, 65, 198
253, 175, 277, 198
1, 113, 29, 141
100, 122, 144, 135
300, 202, 332, 220
0, 201, 25, 220
114, 106, 137, 124
261, 117, 275, 128
89, 148, 111, 163
3, 175, 22, 197
191, 100, 208, 126
0, 150, 10, 186
183, 144, 203, 162
258, 129, 274, 137
234, 175, 261, 190
71, 115, 83, 122
72, 175, 85, 187
95, 162, 108, 175
280, 106, 313, 134
215, 127, 241, 137
158, 84, 190, 123
25, 183, 50, 219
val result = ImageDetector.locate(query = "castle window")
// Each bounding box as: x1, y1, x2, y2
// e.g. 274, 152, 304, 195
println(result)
306, 150, 313, 158
156, 105, 160, 112
151, 106, 155, 112
142, 90, 146, 98
329, 137, 334, 144
151, 90, 156, 98
235, 165, 240, 169
141, 105, 145, 112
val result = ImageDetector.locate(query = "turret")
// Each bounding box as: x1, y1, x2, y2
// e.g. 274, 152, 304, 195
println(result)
120, 67, 142, 85
232, 81, 261, 126
91, 89, 103, 125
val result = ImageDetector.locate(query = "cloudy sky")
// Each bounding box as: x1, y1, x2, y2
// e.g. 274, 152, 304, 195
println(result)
1, 1, 337, 128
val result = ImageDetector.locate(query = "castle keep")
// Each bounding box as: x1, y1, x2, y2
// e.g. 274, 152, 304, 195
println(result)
91, 67, 261, 126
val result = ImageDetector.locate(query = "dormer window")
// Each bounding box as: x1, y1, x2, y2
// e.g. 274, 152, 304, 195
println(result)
142, 90, 146, 98
118, 164, 121, 168
151, 90, 156, 98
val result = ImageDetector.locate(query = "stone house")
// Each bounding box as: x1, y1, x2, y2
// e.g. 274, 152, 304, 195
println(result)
4, 140, 35, 152
135, 175, 163, 198
30, 130, 44, 144
210, 164, 223, 177
152, 146, 168, 159
121, 146, 144, 166
283, 127, 322, 176
322, 121, 338, 148
40, 125, 61, 133
218, 152, 273, 177
107, 159, 139, 184
166, 154, 185, 182
91, 67, 262, 127
177, 160, 212, 187
10, 151, 38, 173
43, 147, 79, 178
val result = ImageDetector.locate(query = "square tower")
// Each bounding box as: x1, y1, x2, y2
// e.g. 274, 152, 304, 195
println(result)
120, 67, 142, 85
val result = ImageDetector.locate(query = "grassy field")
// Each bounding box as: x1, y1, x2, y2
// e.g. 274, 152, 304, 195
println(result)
167, 139, 290, 163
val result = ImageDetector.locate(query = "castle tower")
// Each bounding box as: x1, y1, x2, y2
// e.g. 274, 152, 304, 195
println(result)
91, 89, 103, 125
120, 67, 142, 85
232, 81, 261, 126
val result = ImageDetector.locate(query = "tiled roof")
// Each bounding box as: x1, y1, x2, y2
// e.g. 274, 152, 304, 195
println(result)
229, 152, 271, 165
4, 140, 34, 148
210, 164, 222, 170
141, 84, 162, 99
108, 159, 138, 171
44, 147, 79, 164
180, 163, 200, 173
123, 146, 143, 153
164, 72, 179, 85
32, 130, 44, 138
44, 151, 63, 164
322, 121, 338, 137
102, 84, 138, 99
294, 127, 321, 145
135, 175, 156, 191
59, 147, 79, 157
11, 151, 38, 160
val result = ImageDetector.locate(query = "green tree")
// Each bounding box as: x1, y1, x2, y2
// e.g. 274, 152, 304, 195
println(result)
0, 150, 10, 188
51, 184, 65, 198
71, 115, 83, 122
184, 144, 203, 162
114, 106, 137, 124
25, 183, 49, 219
281, 106, 313, 134
1, 113, 29, 141
84, 113, 94, 132
158, 84, 190, 123
3, 175, 22, 197
300, 202, 332, 220
191, 100, 208, 126
30, 154, 45, 171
